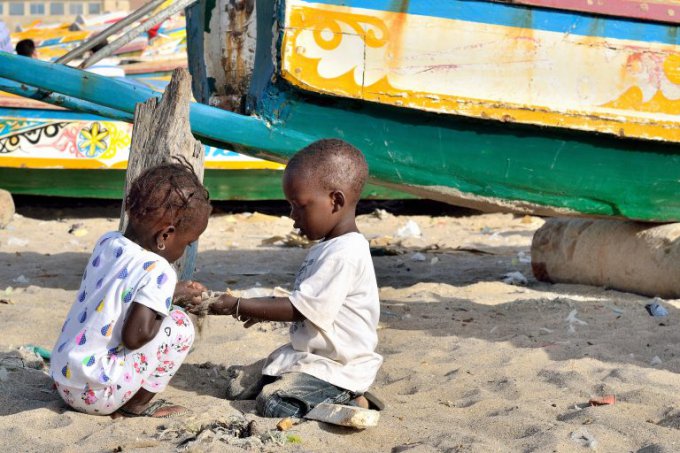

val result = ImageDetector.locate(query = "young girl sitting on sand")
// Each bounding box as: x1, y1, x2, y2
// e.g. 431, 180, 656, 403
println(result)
182, 139, 383, 417
50, 162, 211, 418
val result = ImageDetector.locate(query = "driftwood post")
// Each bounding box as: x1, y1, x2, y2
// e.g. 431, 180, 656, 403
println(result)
118, 68, 204, 280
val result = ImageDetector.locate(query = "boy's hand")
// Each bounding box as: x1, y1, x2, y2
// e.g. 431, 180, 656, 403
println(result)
209, 294, 239, 316
173, 280, 207, 308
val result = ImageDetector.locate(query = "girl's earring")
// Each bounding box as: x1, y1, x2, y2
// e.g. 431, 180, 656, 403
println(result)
157, 243, 166, 251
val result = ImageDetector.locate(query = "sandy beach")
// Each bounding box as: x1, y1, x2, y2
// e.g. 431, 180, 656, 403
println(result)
1, 199, 679, 452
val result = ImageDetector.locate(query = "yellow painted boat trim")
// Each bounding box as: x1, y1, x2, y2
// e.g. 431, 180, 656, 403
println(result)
0, 156, 284, 170
281, 2, 680, 142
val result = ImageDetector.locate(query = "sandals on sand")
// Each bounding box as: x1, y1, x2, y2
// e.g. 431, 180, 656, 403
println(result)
363, 391, 385, 411
117, 399, 189, 418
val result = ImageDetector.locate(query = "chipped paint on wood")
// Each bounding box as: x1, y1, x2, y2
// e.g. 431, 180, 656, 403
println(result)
201, 0, 257, 111
280, 0, 680, 142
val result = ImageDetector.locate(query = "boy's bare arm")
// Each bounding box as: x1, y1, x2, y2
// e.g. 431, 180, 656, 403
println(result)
209, 295, 305, 323
122, 302, 163, 350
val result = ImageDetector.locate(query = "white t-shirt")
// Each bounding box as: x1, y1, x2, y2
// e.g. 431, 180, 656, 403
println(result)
50, 232, 177, 389
262, 232, 383, 393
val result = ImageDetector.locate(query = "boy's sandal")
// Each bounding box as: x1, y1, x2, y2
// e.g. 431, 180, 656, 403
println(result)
117, 399, 189, 418
363, 391, 385, 411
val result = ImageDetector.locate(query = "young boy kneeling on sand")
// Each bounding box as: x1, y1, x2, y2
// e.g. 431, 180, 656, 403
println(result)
184, 139, 383, 417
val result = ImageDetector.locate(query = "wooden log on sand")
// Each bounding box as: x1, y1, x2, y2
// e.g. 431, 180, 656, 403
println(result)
532, 218, 680, 298
0, 189, 14, 229
118, 67, 204, 280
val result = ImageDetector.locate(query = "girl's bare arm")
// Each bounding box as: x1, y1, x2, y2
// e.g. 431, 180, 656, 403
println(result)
122, 302, 163, 350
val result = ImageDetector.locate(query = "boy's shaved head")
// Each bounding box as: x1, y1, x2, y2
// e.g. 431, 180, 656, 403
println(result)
285, 139, 368, 200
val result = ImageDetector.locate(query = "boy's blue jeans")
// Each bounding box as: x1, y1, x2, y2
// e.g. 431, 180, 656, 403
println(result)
255, 372, 356, 418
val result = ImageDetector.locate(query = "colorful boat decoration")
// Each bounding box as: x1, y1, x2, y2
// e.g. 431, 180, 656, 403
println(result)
276, 0, 680, 143
1, 9, 404, 200
0, 103, 404, 200
0, 106, 287, 199
13, 9, 187, 62
0, 92, 405, 200
2, 0, 680, 220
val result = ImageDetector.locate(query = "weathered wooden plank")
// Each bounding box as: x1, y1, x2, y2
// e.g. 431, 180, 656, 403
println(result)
118, 68, 204, 280
186, 0, 257, 111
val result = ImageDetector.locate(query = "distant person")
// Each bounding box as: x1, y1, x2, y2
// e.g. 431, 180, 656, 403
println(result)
180, 139, 385, 418
50, 162, 211, 418
15, 39, 37, 58
85, 40, 125, 77
0, 21, 11, 53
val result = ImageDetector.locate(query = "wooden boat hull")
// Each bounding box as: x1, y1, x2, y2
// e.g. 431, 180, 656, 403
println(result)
252, 81, 680, 221
184, 0, 680, 221
2, 0, 680, 219
192, 0, 680, 143
0, 107, 407, 200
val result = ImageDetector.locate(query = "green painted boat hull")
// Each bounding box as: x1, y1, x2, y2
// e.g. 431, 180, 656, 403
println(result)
0, 167, 411, 200
252, 83, 680, 221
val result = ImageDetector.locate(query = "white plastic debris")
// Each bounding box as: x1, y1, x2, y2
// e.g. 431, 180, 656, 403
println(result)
430, 257, 439, 265
7, 237, 28, 247
565, 309, 588, 334
410, 252, 427, 262
501, 271, 528, 286
566, 309, 587, 325
396, 220, 422, 238
570, 428, 597, 449
13, 275, 29, 284
517, 251, 531, 264
608, 306, 624, 316
373, 209, 390, 220
650, 355, 663, 366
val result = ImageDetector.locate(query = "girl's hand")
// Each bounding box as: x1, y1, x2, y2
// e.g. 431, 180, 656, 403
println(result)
173, 280, 207, 308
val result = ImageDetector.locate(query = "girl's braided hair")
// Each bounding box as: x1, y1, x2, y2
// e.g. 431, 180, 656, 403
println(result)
126, 159, 211, 232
